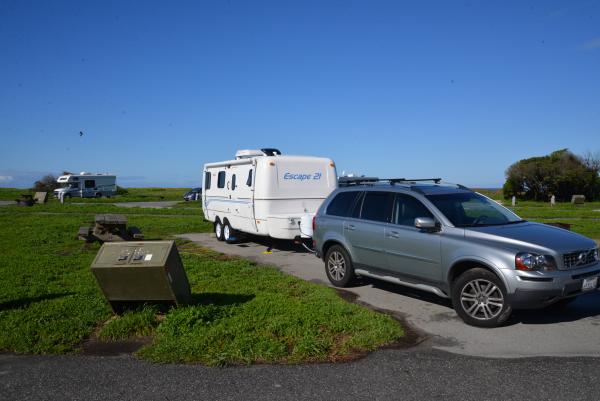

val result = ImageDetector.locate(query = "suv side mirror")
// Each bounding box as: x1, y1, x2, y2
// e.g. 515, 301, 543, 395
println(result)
414, 217, 438, 231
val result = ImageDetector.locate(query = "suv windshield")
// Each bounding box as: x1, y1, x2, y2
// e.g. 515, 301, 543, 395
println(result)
425, 192, 523, 227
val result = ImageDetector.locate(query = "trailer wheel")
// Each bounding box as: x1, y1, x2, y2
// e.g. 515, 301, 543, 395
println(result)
215, 220, 224, 241
223, 222, 236, 244
95, 192, 102, 198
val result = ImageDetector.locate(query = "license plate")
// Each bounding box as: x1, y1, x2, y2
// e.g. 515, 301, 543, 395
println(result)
582, 277, 598, 292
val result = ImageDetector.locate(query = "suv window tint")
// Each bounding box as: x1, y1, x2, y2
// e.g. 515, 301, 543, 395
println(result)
246, 169, 253, 187
360, 191, 394, 222
231, 174, 236, 190
326, 191, 360, 217
217, 171, 226, 188
84, 180, 95, 189
349, 192, 364, 218
204, 172, 211, 189
393, 194, 433, 226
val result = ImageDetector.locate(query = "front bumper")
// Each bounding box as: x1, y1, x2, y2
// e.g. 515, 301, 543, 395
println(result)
506, 263, 600, 309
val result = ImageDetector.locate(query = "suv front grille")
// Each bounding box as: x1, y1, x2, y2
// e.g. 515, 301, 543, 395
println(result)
562, 249, 597, 270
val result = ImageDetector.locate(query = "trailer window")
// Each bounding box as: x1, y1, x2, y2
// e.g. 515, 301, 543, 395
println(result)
246, 169, 253, 187
231, 174, 236, 190
217, 171, 226, 188
204, 172, 211, 190
84, 180, 95, 189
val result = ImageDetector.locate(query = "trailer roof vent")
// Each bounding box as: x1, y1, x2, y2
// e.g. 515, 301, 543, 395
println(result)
235, 150, 265, 159
260, 148, 282, 156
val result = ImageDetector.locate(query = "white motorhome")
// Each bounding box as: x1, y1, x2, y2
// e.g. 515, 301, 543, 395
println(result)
202, 149, 337, 242
54, 172, 117, 198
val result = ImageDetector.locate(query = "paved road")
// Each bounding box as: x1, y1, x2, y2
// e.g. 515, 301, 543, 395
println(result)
180, 233, 600, 358
2, 349, 600, 401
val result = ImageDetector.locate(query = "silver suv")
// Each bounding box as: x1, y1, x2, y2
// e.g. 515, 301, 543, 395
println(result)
313, 178, 600, 327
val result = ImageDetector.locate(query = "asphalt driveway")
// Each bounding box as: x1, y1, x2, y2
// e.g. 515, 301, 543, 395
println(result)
180, 233, 600, 358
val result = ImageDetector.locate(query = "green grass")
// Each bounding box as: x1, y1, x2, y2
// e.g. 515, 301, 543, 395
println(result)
0, 187, 189, 202
98, 307, 160, 341
472, 189, 600, 240
0, 202, 404, 365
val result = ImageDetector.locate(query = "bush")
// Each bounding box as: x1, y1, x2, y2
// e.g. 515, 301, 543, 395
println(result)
32, 175, 59, 192
503, 149, 600, 201
115, 186, 129, 196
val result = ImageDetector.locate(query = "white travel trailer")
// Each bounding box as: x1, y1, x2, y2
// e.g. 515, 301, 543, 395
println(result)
54, 172, 117, 198
202, 149, 337, 242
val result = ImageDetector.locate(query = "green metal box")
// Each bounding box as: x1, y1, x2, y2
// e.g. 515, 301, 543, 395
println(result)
91, 240, 192, 310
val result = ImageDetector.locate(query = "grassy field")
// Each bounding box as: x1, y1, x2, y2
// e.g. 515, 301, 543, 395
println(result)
0, 202, 403, 365
475, 189, 600, 240
0, 187, 189, 202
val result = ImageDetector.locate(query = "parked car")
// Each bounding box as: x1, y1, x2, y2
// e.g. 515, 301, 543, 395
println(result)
183, 188, 202, 201
313, 178, 599, 327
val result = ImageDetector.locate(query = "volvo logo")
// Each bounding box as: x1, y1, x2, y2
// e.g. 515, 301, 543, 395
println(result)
576, 252, 587, 266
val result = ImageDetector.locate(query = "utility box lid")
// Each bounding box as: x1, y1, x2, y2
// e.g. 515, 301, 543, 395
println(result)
92, 241, 172, 268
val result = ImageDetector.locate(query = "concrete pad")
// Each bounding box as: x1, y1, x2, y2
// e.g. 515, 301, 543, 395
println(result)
0, 201, 16, 206
180, 233, 600, 358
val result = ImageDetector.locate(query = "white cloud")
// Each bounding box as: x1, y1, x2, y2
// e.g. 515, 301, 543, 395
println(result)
0, 175, 13, 182
583, 37, 600, 49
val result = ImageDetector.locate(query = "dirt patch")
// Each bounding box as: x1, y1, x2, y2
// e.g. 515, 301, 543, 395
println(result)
81, 337, 152, 356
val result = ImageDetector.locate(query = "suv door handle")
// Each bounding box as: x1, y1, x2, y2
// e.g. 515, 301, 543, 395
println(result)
345, 224, 356, 231
387, 230, 401, 239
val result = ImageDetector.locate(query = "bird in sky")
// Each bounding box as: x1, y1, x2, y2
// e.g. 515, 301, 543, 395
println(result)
79, 130, 84, 137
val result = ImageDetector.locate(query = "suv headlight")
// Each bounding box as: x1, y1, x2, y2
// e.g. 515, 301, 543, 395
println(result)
515, 252, 556, 271
593, 248, 599, 262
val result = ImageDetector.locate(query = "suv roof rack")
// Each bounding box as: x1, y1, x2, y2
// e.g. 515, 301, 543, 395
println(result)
338, 177, 442, 186
338, 176, 471, 191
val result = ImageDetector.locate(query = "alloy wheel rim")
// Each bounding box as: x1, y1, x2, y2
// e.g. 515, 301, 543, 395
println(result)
327, 251, 346, 281
224, 225, 230, 240
460, 279, 504, 320
216, 223, 222, 237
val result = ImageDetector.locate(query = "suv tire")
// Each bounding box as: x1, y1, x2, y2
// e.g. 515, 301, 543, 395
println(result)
324, 245, 355, 287
451, 268, 512, 328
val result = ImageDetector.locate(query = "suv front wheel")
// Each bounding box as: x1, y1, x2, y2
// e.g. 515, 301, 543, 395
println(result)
451, 268, 512, 328
324, 245, 355, 287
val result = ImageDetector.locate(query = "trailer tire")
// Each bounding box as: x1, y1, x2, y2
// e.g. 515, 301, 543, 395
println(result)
95, 192, 102, 198
215, 219, 225, 241
223, 221, 237, 244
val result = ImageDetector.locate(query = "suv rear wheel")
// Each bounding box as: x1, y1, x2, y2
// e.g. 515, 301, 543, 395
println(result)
324, 245, 355, 287
451, 268, 512, 328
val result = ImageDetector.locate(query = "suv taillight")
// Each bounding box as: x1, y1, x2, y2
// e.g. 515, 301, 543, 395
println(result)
312, 216, 316, 231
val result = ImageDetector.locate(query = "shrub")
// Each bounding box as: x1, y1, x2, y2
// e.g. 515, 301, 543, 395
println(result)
503, 149, 600, 201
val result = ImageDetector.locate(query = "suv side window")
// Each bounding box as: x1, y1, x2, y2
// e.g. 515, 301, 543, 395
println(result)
360, 191, 394, 223
326, 191, 361, 217
393, 194, 434, 226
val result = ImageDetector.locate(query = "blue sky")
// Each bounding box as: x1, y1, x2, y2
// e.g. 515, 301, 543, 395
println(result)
1, 0, 599, 188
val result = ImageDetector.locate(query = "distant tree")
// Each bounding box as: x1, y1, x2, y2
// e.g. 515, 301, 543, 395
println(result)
32, 175, 59, 192
503, 149, 600, 201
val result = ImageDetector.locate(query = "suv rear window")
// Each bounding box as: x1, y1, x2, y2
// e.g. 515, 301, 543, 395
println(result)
326, 191, 361, 217
360, 191, 394, 222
